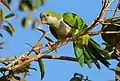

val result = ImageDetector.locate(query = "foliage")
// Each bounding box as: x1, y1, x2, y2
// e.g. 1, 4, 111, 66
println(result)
70, 73, 91, 81
0, 9, 15, 36
0, 0, 120, 81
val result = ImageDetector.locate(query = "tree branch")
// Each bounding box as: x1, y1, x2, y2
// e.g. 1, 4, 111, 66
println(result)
85, 0, 111, 32
0, 0, 116, 73
0, 55, 77, 63
112, 0, 120, 17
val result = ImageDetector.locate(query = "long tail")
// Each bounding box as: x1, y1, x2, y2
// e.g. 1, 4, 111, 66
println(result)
73, 38, 110, 69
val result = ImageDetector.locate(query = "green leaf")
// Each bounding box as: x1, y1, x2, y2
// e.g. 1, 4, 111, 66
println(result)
38, 59, 45, 80
19, 2, 28, 11
5, 21, 15, 32
0, 9, 4, 21
3, 22, 15, 36
40, 0, 44, 5
34, 49, 45, 80
5, 13, 15, 19
1, 0, 12, 11
22, 16, 32, 28
0, 9, 4, 27
19, 0, 35, 11
19, 0, 44, 11
3, 25, 14, 36
31, 0, 44, 8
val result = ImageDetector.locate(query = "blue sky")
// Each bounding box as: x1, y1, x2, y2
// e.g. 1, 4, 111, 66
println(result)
0, 0, 119, 81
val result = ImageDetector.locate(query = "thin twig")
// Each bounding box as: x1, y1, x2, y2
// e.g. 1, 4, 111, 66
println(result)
36, 28, 50, 42
4, 50, 32, 68
85, 0, 109, 32
101, 22, 120, 26
107, 9, 120, 12
105, 16, 120, 20
0, 39, 69, 71
112, 0, 120, 17
0, 0, 115, 72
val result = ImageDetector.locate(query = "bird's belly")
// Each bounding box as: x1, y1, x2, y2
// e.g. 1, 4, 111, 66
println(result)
56, 24, 72, 40
56, 28, 68, 40
53, 20, 73, 40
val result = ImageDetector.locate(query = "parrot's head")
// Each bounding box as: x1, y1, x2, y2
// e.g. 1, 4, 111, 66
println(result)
40, 10, 62, 25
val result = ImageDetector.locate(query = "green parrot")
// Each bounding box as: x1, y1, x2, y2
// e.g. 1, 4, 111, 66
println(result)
101, 19, 120, 59
40, 10, 110, 69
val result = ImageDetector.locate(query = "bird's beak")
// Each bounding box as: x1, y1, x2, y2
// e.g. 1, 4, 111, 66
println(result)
40, 17, 47, 24
40, 13, 48, 24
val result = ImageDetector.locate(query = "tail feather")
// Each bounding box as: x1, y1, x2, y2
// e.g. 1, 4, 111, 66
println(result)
84, 45, 101, 69
73, 38, 110, 69
73, 42, 85, 67
73, 42, 100, 69
82, 46, 92, 68
88, 38, 110, 67
90, 38, 111, 58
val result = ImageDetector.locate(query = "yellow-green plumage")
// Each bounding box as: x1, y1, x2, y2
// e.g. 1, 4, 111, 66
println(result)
40, 10, 110, 69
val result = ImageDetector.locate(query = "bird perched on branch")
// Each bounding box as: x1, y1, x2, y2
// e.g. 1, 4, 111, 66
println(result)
40, 10, 110, 69
101, 19, 120, 60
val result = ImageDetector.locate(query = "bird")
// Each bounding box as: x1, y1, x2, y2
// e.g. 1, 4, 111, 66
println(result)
40, 10, 110, 69
101, 19, 120, 60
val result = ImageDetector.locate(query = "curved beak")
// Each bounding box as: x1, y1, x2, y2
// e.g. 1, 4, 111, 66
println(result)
40, 13, 47, 24
40, 17, 47, 24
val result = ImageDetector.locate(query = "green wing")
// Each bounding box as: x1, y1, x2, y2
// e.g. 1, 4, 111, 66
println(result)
63, 12, 87, 32
63, 12, 110, 69
49, 12, 87, 40
49, 12, 110, 69
63, 13, 93, 68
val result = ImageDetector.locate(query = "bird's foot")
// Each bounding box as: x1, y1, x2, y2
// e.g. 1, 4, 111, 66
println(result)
48, 41, 56, 48
47, 41, 60, 52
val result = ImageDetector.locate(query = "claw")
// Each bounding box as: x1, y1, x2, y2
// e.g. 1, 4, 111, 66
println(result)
45, 36, 58, 52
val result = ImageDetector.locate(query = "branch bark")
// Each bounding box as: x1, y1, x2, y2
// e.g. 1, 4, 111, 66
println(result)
0, 0, 116, 72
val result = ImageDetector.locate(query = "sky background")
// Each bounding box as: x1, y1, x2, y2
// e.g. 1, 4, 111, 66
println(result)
0, 0, 119, 81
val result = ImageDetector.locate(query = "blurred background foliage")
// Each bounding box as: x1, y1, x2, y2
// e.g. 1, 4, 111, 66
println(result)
0, 0, 44, 37
0, 0, 120, 81
0, 0, 45, 81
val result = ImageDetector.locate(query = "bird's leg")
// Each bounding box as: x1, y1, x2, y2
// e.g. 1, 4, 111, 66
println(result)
45, 36, 60, 52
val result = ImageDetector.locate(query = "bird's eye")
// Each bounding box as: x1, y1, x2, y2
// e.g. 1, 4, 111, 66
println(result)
46, 14, 49, 16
